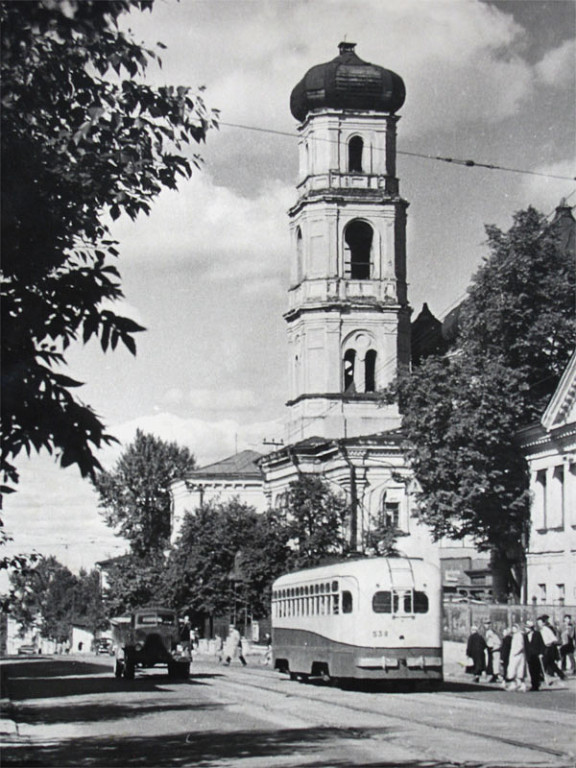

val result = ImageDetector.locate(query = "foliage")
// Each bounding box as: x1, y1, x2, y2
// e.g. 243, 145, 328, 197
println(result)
8, 556, 107, 641
279, 475, 351, 569
459, 207, 576, 416
1, 0, 217, 492
393, 206, 575, 600
164, 500, 291, 620
101, 551, 166, 617
94, 429, 196, 556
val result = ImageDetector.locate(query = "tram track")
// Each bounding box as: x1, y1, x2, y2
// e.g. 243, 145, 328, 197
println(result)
212, 668, 574, 763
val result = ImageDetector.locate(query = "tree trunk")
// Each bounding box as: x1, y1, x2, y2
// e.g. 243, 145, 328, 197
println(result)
490, 548, 512, 603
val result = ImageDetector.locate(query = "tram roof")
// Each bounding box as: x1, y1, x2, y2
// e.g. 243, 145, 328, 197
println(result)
273, 556, 439, 587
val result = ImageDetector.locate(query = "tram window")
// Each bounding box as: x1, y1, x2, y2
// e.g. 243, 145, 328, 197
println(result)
372, 591, 399, 613
414, 591, 429, 613
333, 594, 340, 614
403, 591, 412, 613
342, 591, 353, 613
373, 591, 392, 613
332, 581, 338, 592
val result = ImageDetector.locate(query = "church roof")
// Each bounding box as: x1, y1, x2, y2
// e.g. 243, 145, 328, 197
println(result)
290, 42, 405, 123
186, 449, 263, 479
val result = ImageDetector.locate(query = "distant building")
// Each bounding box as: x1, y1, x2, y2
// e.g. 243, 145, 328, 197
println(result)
170, 450, 266, 544
517, 352, 576, 605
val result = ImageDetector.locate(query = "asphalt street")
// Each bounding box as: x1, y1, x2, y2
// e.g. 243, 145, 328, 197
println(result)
1, 649, 574, 767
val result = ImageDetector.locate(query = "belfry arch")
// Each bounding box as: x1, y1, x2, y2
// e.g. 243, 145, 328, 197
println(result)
344, 220, 373, 279
348, 135, 364, 172
342, 332, 378, 394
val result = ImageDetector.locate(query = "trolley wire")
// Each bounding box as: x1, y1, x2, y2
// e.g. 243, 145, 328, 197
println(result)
220, 120, 576, 182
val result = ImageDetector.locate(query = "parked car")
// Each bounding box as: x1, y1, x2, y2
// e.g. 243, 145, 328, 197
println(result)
17, 644, 39, 655
95, 638, 113, 655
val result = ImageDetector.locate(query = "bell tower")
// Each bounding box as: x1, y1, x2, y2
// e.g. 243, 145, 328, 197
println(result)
285, 43, 411, 442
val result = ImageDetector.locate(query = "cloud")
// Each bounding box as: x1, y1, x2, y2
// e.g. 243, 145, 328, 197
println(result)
535, 39, 576, 87
161, 387, 259, 413
105, 411, 284, 468
518, 159, 576, 213
109, 175, 293, 287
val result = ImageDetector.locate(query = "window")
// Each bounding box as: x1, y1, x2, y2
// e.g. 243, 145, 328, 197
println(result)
372, 590, 428, 614
365, 349, 376, 392
535, 470, 547, 529
348, 136, 363, 172
296, 226, 303, 282
538, 583, 547, 603
342, 590, 353, 613
414, 591, 429, 613
344, 220, 373, 279
382, 499, 400, 528
373, 590, 393, 613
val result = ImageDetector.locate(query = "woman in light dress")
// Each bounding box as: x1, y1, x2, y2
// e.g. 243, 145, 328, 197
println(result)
505, 623, 527, 691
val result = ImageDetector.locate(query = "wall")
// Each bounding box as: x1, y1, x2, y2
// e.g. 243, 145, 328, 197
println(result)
442, 602, 576, 642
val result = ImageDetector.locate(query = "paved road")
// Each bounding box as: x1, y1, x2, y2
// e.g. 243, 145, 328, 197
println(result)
1, 654, 574, 767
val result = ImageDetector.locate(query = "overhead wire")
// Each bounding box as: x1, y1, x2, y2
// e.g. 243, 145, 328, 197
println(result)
219, 120, 576, 182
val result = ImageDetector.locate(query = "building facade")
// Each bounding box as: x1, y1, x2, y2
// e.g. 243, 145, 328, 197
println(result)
518, 353, 576, 606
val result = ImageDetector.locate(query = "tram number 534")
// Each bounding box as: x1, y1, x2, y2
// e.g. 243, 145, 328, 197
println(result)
372, 630, 389, 638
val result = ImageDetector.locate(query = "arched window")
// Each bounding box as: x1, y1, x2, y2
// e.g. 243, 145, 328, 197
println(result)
365, 349, 376, 392
348, 136, 363, 172
296, 226, 303, 282
344, 220, 373, 279
343, 349, 356, 392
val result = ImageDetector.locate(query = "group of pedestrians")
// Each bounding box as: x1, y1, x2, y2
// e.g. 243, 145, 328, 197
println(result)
466, 614, 574, 691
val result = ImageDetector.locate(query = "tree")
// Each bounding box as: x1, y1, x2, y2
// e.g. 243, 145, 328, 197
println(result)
279, 475, 351, 569
394, 206, 576, 600
101, 552, 166, 617
1, 0, 216, 493
94, 430, 196, 556
163, 500, 291, 621
8, 556, 106, 641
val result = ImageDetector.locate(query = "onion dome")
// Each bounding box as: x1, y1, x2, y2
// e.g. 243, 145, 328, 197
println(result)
290, 42, 406, 122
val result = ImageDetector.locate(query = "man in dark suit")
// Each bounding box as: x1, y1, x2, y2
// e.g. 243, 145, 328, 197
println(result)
466, 625, 487, 683
524, 619, 545, 691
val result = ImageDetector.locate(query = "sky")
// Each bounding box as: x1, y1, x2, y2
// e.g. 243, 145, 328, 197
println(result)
2, 0, 575, 579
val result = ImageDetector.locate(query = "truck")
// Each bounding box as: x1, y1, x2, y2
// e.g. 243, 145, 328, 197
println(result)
110, 605, 191, 680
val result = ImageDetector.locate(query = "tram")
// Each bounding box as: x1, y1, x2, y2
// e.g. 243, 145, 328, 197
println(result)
271, 556, 442, 686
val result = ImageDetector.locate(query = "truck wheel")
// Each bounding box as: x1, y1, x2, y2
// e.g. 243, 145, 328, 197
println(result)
123, 661, 135, 680
177, 661, 190, 678
114, 659, 124, 678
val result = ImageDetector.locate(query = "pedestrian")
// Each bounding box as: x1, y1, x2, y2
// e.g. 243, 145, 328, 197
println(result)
180, 615, 192, 660
537, 615, 565, 681
223, 624, 247, 667
261, 632, 272, 666
505, 624, 527, 691
559, 615, 575, 675
523, 619, 545, 691
500, 627, 512, 684
466, 625, 487, 683
484, 620, 501, 682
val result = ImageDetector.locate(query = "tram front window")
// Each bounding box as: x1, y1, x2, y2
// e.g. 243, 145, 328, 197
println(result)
372, 590, 428, 614
372, 591, 398, 613
342, 590, 353, 613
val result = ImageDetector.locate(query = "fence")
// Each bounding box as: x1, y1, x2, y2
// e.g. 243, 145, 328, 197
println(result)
443, 602, 576, 642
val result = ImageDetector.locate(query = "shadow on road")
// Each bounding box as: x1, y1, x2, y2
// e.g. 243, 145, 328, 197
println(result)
1, 725, 450, 768
2, 659, 222, 701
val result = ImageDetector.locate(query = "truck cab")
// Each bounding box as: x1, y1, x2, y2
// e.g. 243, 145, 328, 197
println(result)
111, 606, 190, 680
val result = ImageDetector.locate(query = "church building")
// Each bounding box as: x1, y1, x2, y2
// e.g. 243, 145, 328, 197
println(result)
170, 42, 437, 562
